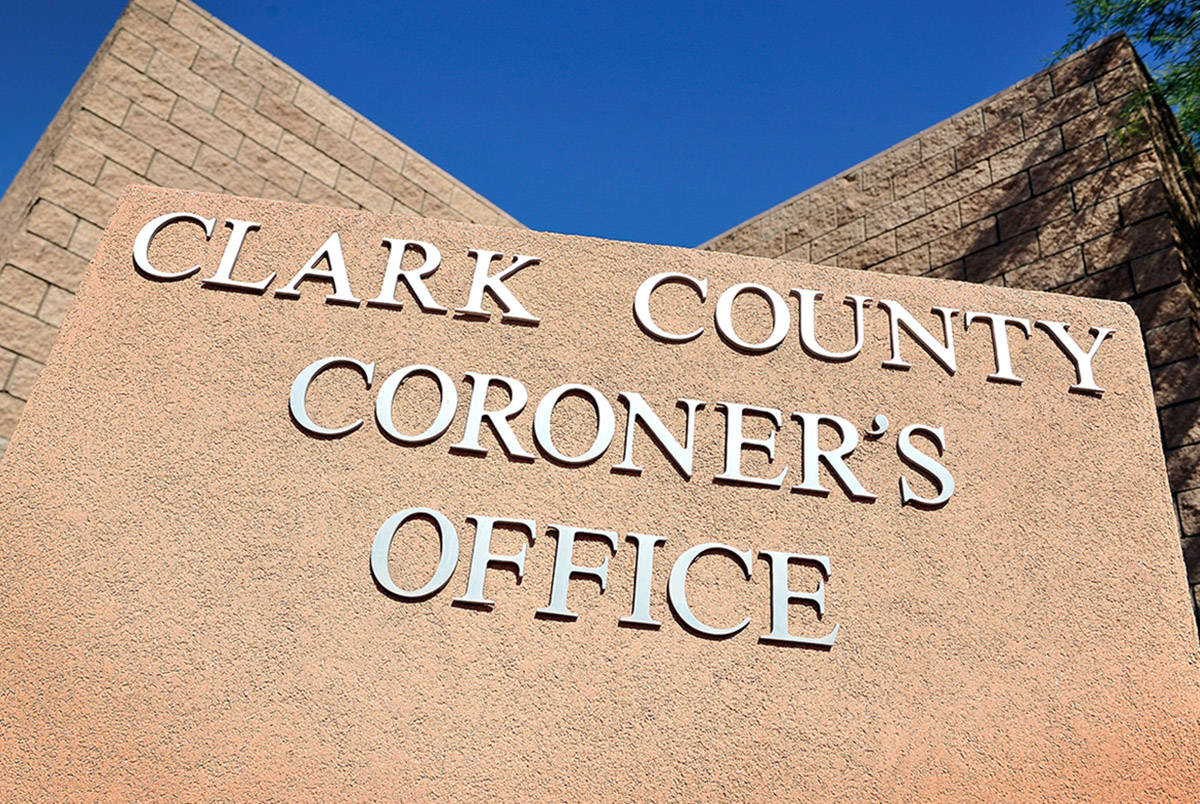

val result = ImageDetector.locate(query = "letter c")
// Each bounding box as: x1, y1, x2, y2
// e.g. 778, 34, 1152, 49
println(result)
667, 541, 753, 638
132, 212, 216, 280
633, 272, 708, 343
289, 356, 375, 438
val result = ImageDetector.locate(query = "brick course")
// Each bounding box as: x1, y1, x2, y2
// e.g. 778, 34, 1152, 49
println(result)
0, 0, 519, 454
703, 35, 1200, 628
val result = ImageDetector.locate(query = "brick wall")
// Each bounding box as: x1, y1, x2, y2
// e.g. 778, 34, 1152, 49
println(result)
0, 0, 519, 452
702, 35, 1200, 625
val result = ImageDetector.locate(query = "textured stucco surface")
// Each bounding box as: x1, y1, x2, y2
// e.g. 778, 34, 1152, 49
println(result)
1, 186, 1198, 800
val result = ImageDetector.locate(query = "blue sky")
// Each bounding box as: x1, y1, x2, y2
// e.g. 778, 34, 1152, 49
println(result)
0, 1, 1077, 246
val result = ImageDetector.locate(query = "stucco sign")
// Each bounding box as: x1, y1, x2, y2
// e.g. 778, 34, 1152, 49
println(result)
1, 187, 1197, 799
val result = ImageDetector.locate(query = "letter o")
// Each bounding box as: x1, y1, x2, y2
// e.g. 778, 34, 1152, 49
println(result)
533, 383, 615, 465
375, 364, 458, 445
370, 507, 460, 599
714, 282, 790, 353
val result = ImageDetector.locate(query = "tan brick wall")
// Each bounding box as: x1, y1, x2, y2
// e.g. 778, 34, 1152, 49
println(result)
0, 0, 520, 451
703, 35, 1200, 624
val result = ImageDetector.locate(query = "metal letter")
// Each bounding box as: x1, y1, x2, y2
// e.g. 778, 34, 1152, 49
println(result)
632, 271, 708, 343
366, 239, 448, 312
1036, 320, 1114, 395
374, 364, 458, 445
714, 282, 790, 353
618, 533, 666, 628
371, 507, 459, 599
536, 525, 619, 620
667, 542, 753, 638
612, 393, 705, 479
450, 373, 535, 460
897, 424, 955, 509
877, 299, 959, 375
275, 232, 360, 305
714, 403, 788, 488
200, 219, 274, 292
454, 250, 541, 323
452, 516, 537, 608
964, 311, 1032, 384
533, 383, 616, 465
289, 356, 375, 438
132, 211, 215, 280
759, 551, 839, 647
791, 412, 876, 501
791, 289, 871, 362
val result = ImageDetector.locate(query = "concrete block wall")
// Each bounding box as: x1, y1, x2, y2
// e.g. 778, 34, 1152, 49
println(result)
702, 35, 1200, 623
0, 0, 519, 452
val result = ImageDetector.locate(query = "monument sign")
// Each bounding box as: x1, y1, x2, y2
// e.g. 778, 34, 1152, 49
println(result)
1, 186, 1197, 799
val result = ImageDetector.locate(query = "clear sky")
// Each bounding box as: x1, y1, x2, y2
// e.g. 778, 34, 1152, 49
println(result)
0, 1, 1077, 247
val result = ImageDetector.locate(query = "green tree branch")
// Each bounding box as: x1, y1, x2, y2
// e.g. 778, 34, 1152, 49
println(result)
1058, 0, 1200, 149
